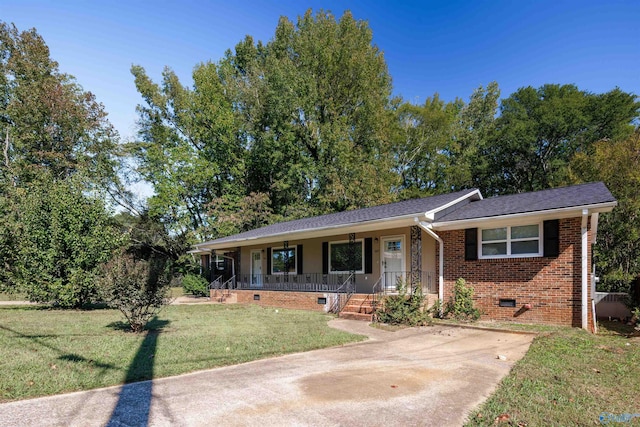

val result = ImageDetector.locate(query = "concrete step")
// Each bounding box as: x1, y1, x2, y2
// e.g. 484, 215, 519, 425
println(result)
343, 304, 374, 314
339, 311, 373, 321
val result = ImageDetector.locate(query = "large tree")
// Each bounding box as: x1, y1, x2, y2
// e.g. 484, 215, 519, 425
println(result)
224, 9, 398, 215
130, 62, 244, 240
0, 22, 121, 190
131, 9, 399, 240
485, 84, 638, 195
571, 128, 640, 291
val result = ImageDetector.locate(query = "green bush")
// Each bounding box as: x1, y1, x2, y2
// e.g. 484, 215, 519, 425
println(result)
376, 280, 430, 326
98, 251, 171, 332
443, 277, 480, 321
182, 274, 209, 297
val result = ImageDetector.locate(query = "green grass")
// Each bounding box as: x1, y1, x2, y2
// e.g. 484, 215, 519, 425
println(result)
0, 304, 365, 402
465, 321, 640, 426
0, 292, 28, 301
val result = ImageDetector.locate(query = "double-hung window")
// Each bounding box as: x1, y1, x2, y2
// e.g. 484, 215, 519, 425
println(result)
480, 224, 541, 258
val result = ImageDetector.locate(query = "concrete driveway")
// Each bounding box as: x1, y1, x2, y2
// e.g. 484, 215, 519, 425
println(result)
0, 320, 534, 427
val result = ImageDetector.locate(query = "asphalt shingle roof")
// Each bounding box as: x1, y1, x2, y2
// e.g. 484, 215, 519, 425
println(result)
197, 182, 615, 248
436, 182, 616, 223
199, 189, 478, 246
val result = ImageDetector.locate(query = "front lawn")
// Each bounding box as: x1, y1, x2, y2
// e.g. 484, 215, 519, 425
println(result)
0, 304, 364, 402
465, 321, 640, 426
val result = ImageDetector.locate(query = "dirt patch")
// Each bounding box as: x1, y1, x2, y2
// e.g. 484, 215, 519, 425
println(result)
299, 366, 446, 401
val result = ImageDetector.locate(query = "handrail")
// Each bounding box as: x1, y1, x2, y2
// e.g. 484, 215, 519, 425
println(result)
330, 273, 354, 314
222, 275, 236, 290
209, 275, 224, 290
371, 274, 384, 308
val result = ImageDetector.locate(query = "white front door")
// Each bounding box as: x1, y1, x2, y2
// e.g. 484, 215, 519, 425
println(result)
381, 237, 405, 291
251, 250, 262, 287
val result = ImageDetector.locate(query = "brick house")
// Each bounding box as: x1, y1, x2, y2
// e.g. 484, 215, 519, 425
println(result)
191, 182, 616, 329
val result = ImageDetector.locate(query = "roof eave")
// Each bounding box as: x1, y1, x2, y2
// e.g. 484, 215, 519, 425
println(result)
431, 201, 617, 231
194, 213, 423, 251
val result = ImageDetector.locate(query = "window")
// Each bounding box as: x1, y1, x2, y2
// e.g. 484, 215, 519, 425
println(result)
480, 224, 541, 258
329, 240, 363, 273
271, 246, 296, 274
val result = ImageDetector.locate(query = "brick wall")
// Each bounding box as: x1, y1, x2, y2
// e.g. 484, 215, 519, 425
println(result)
227, 290, 332, 312
438, 217, 593, 327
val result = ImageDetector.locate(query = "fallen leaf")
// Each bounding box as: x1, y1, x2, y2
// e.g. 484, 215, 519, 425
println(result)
390, 385, 398, 388
495, 413, 510, 423
50, 364, 57, 370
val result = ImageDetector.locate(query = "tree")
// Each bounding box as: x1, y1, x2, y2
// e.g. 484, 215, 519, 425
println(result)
130, 62, 244, 240
12, 176, 124, 307
222, 9, 398, 215
571, 128, 640, 291
446, 81, 500, 192
391, 94, 461, 198
485, 84, 638, 195
0, 22, 122, 191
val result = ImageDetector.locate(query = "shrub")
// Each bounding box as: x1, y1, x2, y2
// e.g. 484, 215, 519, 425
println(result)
99, 251, 170, 332
182, 274, 209, 296
443, 277, 480, 321
376, 279, 430, 326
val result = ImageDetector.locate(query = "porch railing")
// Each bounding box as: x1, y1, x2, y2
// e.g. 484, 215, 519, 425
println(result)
232, 273, 355, 292
376, 271, 436, 295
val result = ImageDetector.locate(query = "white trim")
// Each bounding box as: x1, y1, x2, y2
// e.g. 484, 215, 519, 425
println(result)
329, 239, 365, 274
431, 202, 617, 231
379, 235, 406, 273
270, 245, 298, 275
424, 189, 482, 220
250, 249, 262, 286
478, 223, 542, 259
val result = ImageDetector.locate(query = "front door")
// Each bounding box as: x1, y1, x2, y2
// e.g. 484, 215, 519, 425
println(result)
381, 237, 405, 291
251, 250, 262, 287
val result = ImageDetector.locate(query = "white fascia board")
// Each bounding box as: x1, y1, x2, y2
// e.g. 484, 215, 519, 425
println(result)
196, 215, 419, 251
431, 201, 617, 231
424, 189, 483, 221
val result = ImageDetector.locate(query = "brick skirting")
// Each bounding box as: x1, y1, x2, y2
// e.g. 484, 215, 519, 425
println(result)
223, 290, 334, 312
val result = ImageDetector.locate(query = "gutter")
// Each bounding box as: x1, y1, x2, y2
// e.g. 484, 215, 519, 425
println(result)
415, 218, 444, 310
581, 209, 589, 330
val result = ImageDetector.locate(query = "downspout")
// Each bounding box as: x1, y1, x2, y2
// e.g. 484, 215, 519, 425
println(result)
415, 219, 444, 308
581, 209, 589, 330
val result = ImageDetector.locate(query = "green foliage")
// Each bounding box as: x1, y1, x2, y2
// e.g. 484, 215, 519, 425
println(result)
98, 250, 171, 332
12, 177, 124, 307
429, 298, 443, 319
0, 21, 122, 193
182, 273, 208, 297
571, 128, 640, 291
484, 84, 638, 195
376, 279, 430, 326
129, 61, 243, 240
443, 278, 480, 321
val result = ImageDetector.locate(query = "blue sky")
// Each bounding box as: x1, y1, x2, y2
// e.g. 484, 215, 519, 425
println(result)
3, 0, 639, 144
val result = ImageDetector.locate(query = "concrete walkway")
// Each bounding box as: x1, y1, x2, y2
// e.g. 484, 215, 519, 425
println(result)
0, 320, 534, 427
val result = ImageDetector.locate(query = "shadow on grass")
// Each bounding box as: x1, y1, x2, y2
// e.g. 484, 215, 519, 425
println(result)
598, 320, 639, 337
106, 317, 169, 427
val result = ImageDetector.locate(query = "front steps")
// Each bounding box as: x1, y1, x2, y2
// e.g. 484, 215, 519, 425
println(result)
338, 292, 440, 322
339, 293, 377, 321
211, 290, 237, 304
